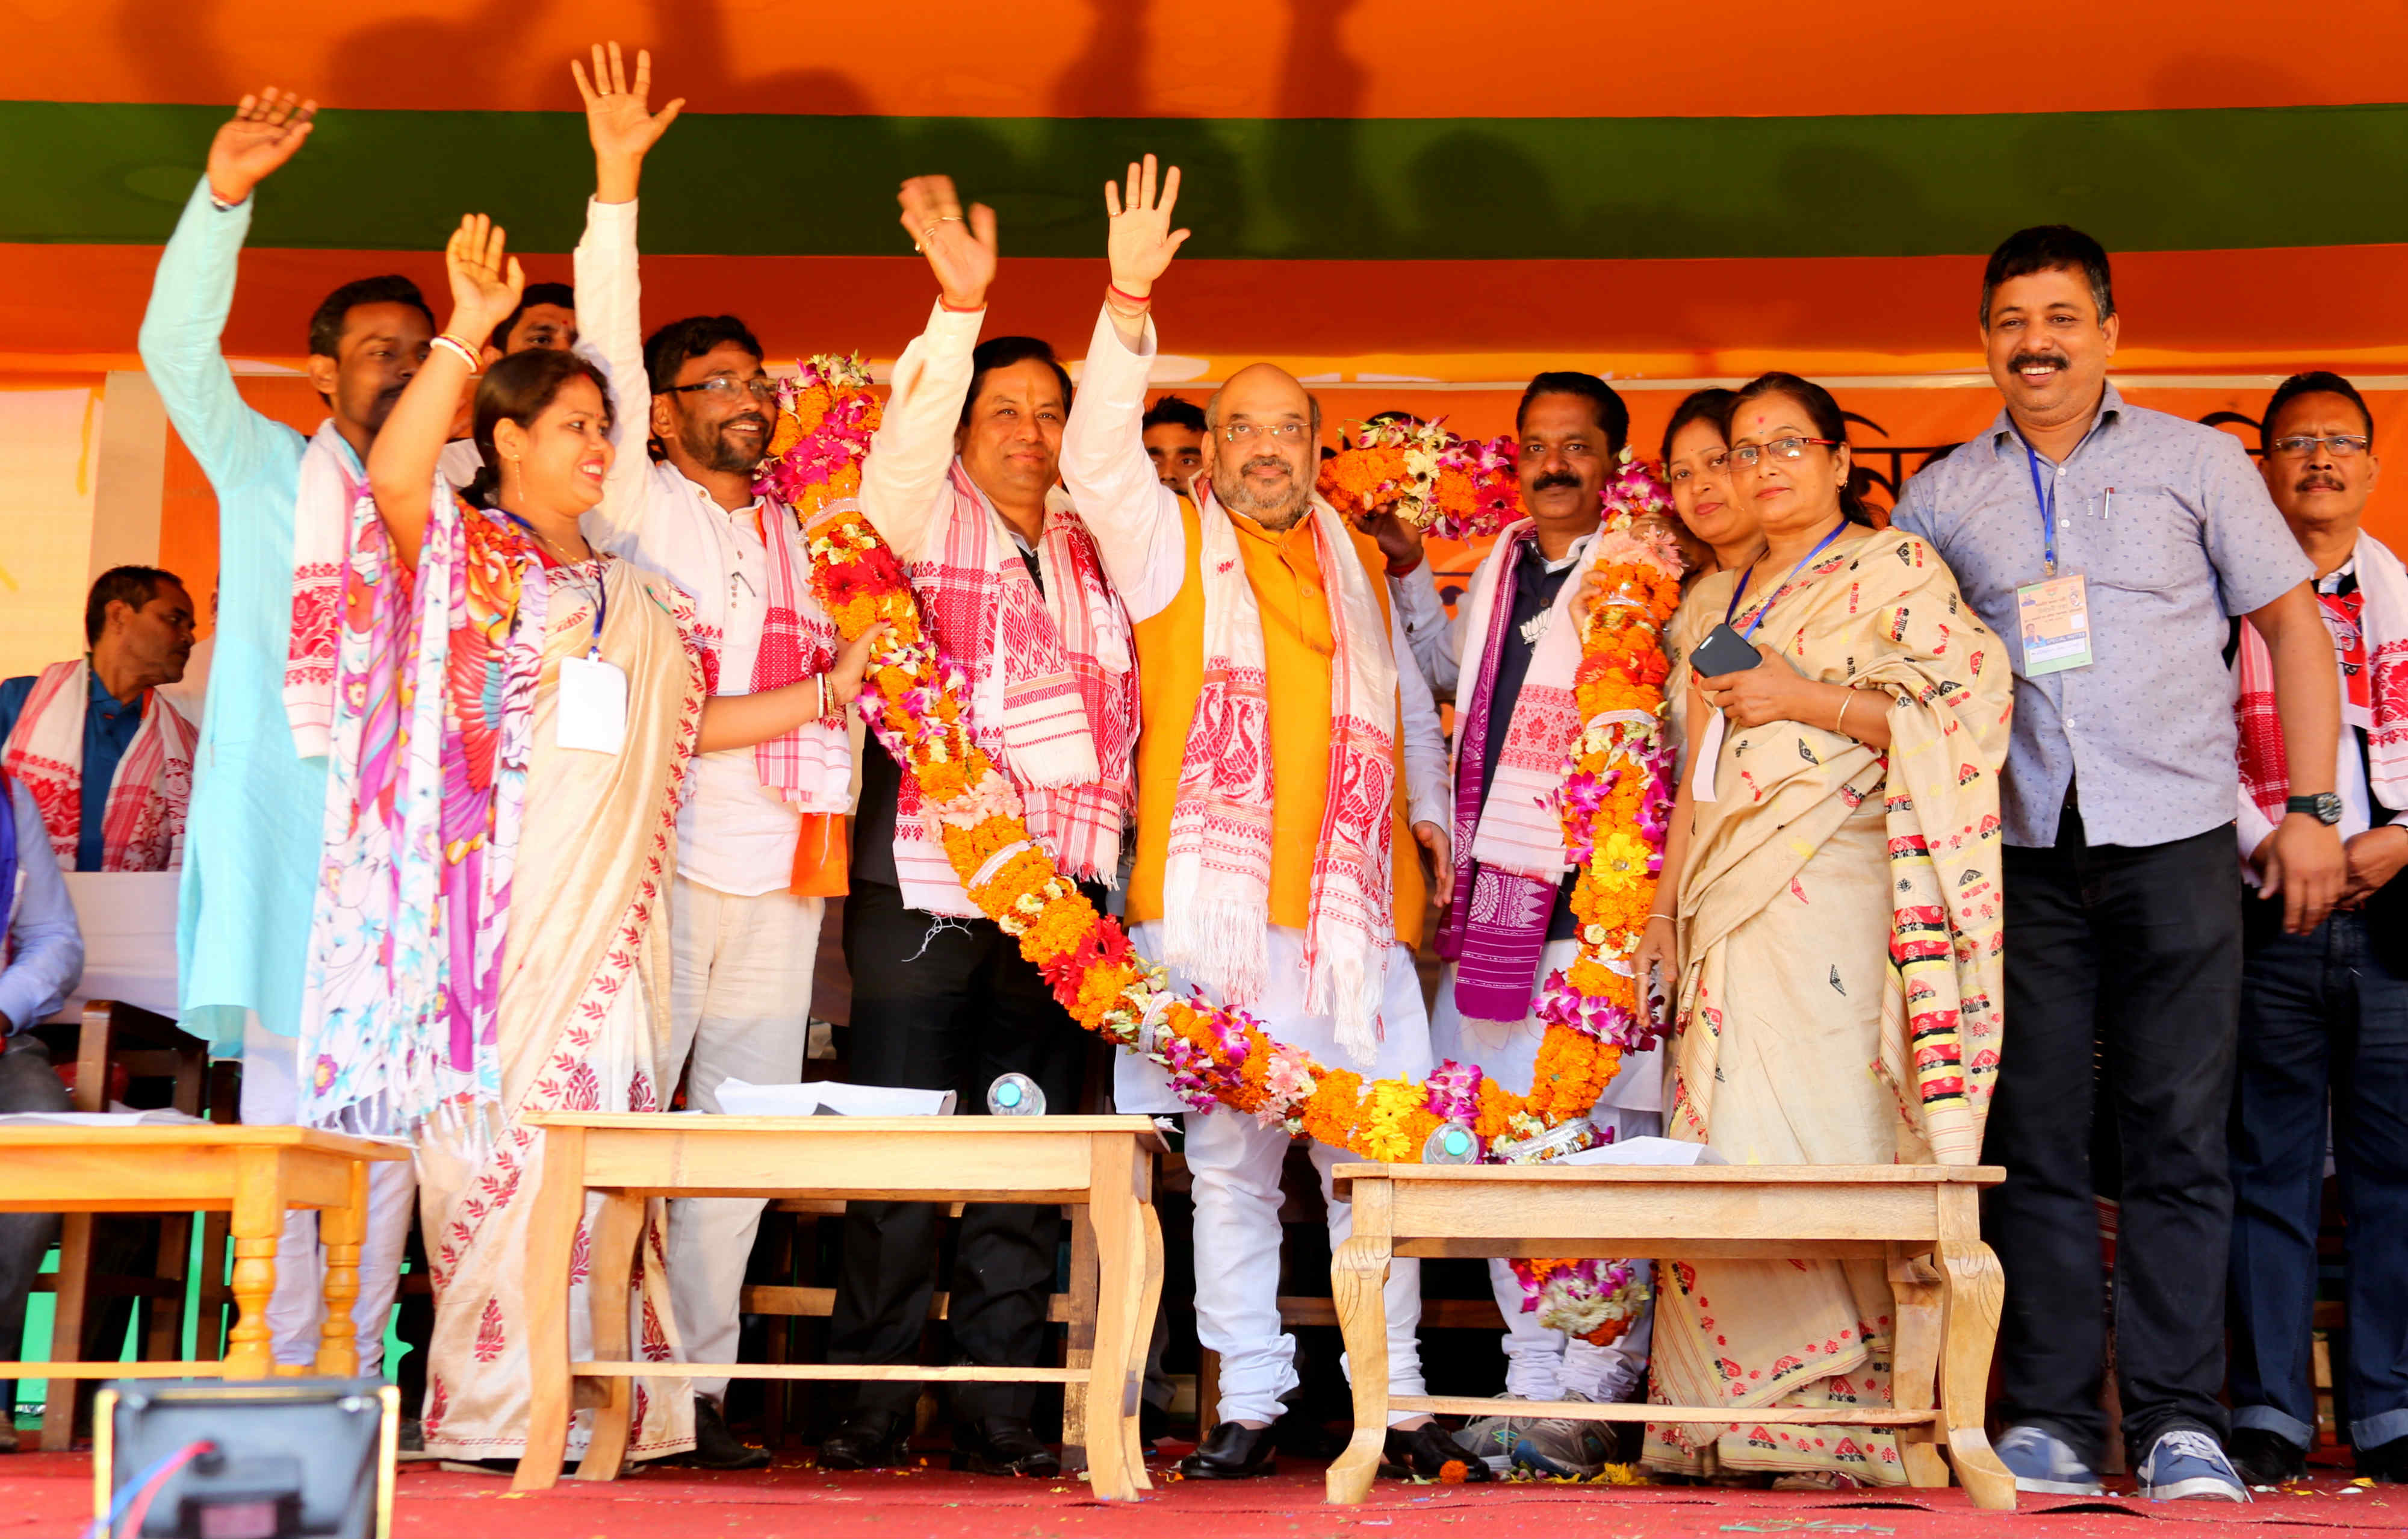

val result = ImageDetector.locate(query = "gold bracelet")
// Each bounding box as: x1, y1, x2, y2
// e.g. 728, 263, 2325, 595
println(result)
1835, 689, 1855, 736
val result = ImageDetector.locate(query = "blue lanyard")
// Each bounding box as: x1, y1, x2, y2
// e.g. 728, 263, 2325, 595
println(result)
2023, 443, 2060, 576
1728, 522, 1846, 640
504, 512, 607, 658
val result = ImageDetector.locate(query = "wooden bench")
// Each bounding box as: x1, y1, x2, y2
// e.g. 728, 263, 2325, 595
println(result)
513, 1113, 1162, 1499
0, 1127, 409, 1402
1323, 1162, 2014, 1509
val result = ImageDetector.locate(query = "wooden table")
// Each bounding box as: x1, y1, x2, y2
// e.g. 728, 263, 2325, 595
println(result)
0, 1125, 411, 1405
514, 1113, 1163, 1500
1324, 1162, 2015, 1509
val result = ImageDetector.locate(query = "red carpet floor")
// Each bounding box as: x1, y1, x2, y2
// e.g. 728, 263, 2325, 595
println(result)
8, 1450, 2402, 1538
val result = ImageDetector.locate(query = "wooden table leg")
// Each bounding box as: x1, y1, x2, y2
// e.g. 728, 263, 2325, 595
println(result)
313, 1158, 369, 1378
224, 1147, 287, 1381
1324, 1178, 1393, 1506
1060, 1203, 1097, 1475
1935, 1187, 2014, 1512
1122, 1196, 1164, 1493
39, 1213, 95, 1450
574, 1192, 647, 1484
1079, 1137, 1141, 1501
1886, 1242, 1948, 1490
514, 1127, 586, 1494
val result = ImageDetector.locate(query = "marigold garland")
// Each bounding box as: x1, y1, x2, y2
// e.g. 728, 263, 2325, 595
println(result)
769, 367, 1680, 1346
1317, 418, 1522, 540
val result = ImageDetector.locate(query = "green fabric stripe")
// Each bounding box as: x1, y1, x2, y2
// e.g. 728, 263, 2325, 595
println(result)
5, 100, 2406, 259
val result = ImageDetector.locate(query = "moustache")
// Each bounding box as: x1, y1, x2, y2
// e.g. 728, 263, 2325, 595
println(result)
724, 413, 769, 434
1242, 456, 1292, 477
2008, 351, 2070, 375
2296, 474, 2347, 493
1531, 472, 1582, 493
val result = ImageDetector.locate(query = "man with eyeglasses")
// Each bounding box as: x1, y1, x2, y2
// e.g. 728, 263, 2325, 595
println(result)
1890, 225, 2345, 1503
2223, 372, 2408, 1488
1061, 157, 1472, 1484
566, 45, 871, 1470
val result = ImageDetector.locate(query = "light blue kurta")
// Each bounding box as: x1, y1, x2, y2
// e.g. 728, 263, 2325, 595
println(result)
140, 178, 332, 1052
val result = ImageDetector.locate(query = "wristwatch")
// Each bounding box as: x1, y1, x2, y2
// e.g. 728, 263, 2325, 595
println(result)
2286, 792, 2344, 826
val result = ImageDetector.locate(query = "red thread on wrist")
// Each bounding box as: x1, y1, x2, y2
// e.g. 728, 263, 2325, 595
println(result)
1106, 281, 1152, 309
939, 297, 984, 314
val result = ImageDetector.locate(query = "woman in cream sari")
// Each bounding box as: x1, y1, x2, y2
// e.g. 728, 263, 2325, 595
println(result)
1636, 373, 2011, 1486
302, 211, 857, 1466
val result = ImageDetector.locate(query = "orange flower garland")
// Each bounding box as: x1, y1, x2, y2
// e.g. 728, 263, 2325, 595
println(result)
771, 368, 1681, 1270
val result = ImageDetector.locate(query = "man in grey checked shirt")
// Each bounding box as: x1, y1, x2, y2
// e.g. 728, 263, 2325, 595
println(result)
1891, 226, 2345, 1503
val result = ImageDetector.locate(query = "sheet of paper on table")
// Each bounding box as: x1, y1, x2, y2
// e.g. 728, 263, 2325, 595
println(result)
713, 1079, 958, 1118
1551, 1135, 1728, 1167
0, 1107, 208, 1127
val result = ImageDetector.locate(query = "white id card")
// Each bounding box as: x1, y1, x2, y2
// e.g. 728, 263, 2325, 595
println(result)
1688, 707, 1727, 804
2015, 572, 2094, 676
556, 654, 628, 754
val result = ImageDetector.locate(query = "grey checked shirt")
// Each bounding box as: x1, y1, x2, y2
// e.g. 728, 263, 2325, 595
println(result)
1891, 385, 2310, 849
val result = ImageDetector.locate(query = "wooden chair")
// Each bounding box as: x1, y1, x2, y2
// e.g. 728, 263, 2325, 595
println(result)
28, 1000, 228, 1450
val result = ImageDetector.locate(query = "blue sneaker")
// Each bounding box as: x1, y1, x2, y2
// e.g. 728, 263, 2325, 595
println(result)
1994, 1424, 2105, 1496
2136, 1429, 2249, 1502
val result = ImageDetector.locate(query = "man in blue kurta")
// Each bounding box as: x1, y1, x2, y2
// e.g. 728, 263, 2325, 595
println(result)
137, 87, 426, 1381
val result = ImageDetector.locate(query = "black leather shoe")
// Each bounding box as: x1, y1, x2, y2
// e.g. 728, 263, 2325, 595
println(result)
817, 1408, 911, 1471
2360, 1433, 2408, 1484
2227, 1426, 2306, 1487
1178, 1420, 1278, 1479
1380, 1423, 1495, 1481
683, 1395, 771, 1470
949, 1416, 1060, 1477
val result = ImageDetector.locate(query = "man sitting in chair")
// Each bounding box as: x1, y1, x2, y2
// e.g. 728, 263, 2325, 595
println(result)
0, 566, 198, 872
0, 761, 87, 1449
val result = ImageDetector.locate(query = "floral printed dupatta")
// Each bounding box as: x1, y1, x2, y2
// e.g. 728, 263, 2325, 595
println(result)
297, 487, 545, 1136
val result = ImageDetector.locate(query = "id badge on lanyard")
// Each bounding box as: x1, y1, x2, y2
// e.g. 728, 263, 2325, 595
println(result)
553, 567, 628, 754
2013, 444, 2094, 677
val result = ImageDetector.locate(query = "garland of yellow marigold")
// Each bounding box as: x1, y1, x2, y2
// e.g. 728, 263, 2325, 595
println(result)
766, 359, 1681, 1341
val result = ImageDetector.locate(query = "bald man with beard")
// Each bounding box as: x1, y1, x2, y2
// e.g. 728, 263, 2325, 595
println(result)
1060, 157, 1472, 1482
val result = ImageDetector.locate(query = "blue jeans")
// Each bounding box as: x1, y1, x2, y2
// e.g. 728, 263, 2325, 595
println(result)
2227, 906, 2408, 1452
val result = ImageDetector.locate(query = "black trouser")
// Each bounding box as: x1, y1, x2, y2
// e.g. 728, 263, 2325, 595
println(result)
828, 879, 1092, 1423
1985, 811, 2243, 1462
0, 1036, 70, 1415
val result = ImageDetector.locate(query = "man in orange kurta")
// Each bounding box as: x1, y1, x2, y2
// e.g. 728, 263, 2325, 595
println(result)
1060, 157, 1483, 1482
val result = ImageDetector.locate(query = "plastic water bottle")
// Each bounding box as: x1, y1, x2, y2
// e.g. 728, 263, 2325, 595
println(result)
1422, 1124, 1480, 1164
986, 1073, 1046, 1116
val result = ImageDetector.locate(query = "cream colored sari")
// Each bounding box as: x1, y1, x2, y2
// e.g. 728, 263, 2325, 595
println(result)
414, 552, 703, 1463
1646, 528, 2011, 1482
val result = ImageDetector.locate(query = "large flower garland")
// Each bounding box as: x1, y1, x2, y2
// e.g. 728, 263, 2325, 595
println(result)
1318, 417, 1522, 540
765, 361, 1681, 1343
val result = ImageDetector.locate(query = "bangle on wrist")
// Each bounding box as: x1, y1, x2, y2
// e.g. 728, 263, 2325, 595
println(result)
1834, 689, 1855, 736
816, 674, 831, 721
1649, 911, 1677, 922
430, 333, 482, 371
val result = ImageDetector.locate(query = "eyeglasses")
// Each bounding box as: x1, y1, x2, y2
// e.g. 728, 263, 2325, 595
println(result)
1725, 436, 1837, 468
1220, 421, 1312, 444
667, 376, 780, 402
2270, 434, 2372, 459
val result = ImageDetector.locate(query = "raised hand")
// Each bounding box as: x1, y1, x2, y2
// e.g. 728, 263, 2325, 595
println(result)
206, 88, 317, 207
897, 175, 997, 312
1103, 154, 1189, 299
573, 42, 684, 203
444, 215, 526, 347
